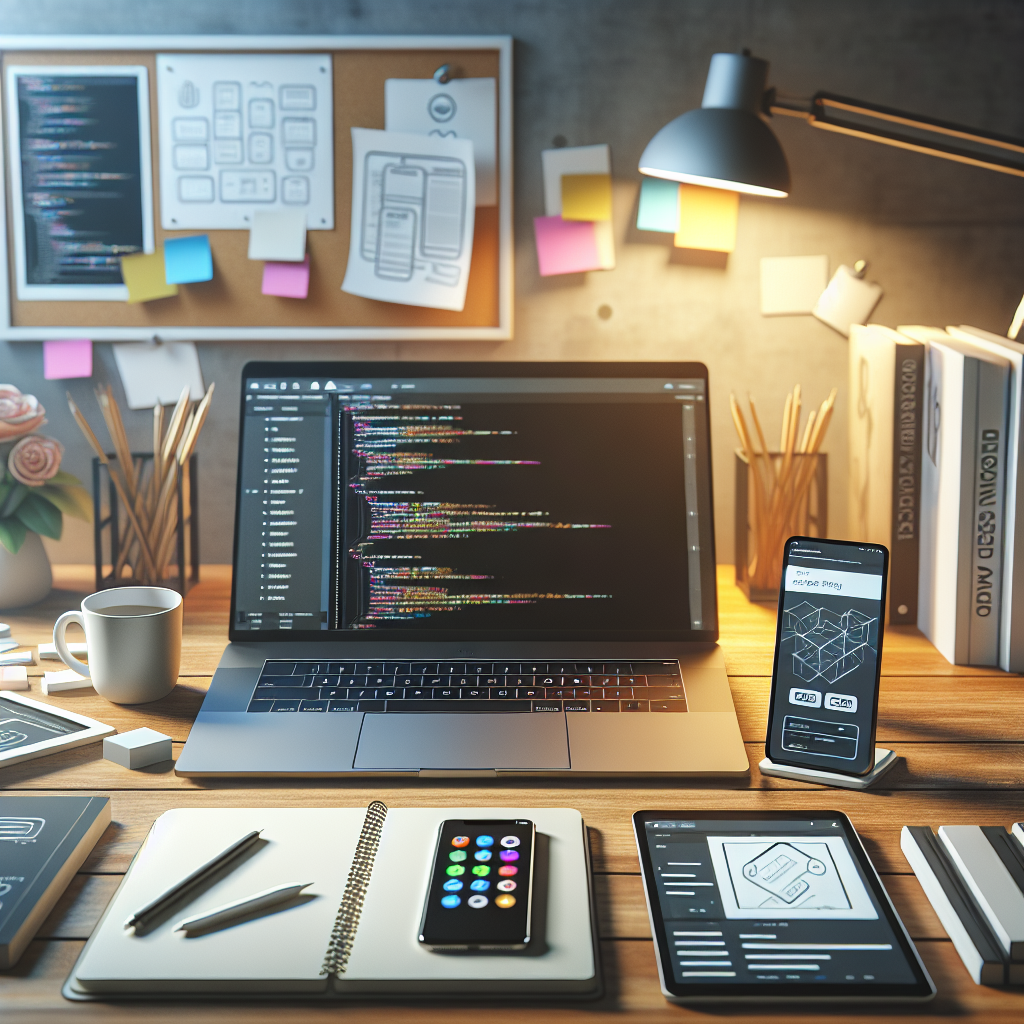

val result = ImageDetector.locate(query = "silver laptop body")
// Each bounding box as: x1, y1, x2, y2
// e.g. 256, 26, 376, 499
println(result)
176, 361, 747, 777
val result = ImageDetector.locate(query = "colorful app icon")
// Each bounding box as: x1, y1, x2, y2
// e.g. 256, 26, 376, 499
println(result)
471, 864, 490, 876
446, 864, 465, 876
497, 879, 516, 892
500, 836, 520, 848
467, 894, 488, 909
449, 849, 467, 862
473, 849, 492, 862
443, 879, 463, 892
476, 834, 495, 847
499, 849, 519, 862
470, 879, 490, 891
498, 865, 518, 877
441, 894, 461, 908
495, 894, 516, 909
451, 836, 470, 848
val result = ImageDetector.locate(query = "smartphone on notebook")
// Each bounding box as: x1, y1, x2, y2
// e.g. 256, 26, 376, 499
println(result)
419, 819, 535, 951
765, 537, 888, 777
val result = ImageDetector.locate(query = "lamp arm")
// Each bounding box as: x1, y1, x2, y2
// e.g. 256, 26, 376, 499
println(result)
767, 89, 1024, 178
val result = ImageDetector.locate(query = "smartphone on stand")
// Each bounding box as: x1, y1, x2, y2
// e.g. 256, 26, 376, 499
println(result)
418, 818, 535, 951
765, 536, 889, 777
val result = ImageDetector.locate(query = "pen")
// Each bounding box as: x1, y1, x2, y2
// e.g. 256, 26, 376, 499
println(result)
124, 829, 263, 930
174, 882, 313, 933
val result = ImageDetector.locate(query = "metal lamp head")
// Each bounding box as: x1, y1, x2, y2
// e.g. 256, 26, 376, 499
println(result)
639, 52, 791, 197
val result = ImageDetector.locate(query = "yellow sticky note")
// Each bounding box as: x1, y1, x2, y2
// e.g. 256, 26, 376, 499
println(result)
120, 251, 179, 304
674, 184, 739, 252
561, 173, 613, 222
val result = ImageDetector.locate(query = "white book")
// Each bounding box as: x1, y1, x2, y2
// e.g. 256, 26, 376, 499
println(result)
65, 805, 598, 1000
949, 326, 1024, 673
904, 330, 1009, 665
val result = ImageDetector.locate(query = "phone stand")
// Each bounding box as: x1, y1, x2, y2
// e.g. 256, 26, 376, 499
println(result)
759, 748, 898, 790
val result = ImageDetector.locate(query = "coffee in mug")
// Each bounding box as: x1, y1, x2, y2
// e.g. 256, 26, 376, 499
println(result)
53, 587, 182, 704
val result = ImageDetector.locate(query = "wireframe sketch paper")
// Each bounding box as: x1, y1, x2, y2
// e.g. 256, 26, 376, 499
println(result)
342, 128, 476, 312
385, 78, 497, 206
112, 341, 205, 410
706, 835, 878, 920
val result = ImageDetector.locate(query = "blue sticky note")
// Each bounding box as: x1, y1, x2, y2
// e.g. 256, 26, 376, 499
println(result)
636, 178, 679, 233
164, 235, 213, 284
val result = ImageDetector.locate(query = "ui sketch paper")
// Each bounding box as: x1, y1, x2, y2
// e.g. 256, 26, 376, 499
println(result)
706, 835, 878, 920
342, 128, 476, 311
385, 78, 497, 206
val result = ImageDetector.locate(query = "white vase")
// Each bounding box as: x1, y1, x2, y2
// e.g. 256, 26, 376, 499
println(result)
0, 530, 53, 609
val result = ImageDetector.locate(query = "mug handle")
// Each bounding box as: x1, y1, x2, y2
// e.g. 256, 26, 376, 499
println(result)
53, 610, 91, 678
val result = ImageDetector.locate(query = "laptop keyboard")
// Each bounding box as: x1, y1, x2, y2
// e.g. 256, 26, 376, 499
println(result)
246, 661, 687, 714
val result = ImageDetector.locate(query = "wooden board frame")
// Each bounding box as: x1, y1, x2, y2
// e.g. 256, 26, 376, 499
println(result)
0, 35, 513, 342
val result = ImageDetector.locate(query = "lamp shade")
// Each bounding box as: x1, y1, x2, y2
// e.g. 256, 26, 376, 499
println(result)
639, 53, 791, 197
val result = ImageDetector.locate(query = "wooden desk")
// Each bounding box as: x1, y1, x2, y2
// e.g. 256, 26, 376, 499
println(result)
1, 566, 1021, 1022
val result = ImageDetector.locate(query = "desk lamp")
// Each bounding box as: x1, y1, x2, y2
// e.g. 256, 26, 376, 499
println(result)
639, 51, 1024, 196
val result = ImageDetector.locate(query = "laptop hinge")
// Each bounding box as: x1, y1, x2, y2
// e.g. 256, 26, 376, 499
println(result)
418, 769, 498, 778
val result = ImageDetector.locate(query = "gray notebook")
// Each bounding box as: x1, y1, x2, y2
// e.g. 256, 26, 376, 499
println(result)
64, 805, 599, 999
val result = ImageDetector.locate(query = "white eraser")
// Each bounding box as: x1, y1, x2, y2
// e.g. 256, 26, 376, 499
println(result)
0, 666, 29, 690
42, 669, 93, 694
0, 622, 11, 638
38, 641, 88, 660
0, 639, 19, 654
103, 728, 173, 769
0, 651, 33, 666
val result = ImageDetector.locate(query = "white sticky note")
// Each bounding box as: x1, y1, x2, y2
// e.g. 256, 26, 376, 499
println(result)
813, 265, 884, 337
385, 78, 496, 207
42, 669, 93, 694
541, 144, 611, 218
248, 209, 307, 262
112, 341, 205, 410
341, 128, 476, 312
0, 651, 33, 666
760, 255, 830, 316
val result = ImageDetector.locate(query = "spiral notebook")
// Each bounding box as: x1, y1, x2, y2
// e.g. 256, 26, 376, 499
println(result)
64, 804, 599, 1000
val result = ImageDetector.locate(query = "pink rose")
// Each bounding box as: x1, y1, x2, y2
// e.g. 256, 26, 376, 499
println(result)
0, 385, 46, 441
9, 434, 63, 486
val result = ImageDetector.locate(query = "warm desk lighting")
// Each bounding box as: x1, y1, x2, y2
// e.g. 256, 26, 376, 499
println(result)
640, 50, 1024, 197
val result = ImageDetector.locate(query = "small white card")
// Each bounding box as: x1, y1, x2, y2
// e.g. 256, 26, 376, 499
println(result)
112, 341, 205, 410
38, 641, 88, 660
42, 669, 93, 694
385, 78, 496, 206
248, 209, 307, 262
760, 255, 829, 316
813, 265, 884, 337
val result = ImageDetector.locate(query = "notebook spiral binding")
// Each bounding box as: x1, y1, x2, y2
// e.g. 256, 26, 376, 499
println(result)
321, 800, 389, 976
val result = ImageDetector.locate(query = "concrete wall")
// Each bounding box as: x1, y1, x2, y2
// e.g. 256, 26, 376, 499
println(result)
2, 0, 1022, 567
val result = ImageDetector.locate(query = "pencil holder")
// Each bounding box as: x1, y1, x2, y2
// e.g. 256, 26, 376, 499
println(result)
92, 453, 199, 595
734, 450, 828, 602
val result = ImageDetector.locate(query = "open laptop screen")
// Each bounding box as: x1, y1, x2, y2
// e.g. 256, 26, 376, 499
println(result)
230, 363, 717, 642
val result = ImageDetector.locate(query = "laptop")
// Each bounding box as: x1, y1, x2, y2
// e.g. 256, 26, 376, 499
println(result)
175, 361, 748, 777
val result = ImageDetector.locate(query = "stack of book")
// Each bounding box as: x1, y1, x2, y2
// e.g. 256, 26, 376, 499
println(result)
901, 823, 1024, 986
848, 323, 1024, 669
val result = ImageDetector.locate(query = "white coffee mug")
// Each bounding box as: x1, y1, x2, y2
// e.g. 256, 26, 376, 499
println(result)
53, 587, 182, 704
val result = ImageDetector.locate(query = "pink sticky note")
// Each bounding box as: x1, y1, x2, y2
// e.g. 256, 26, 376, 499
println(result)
533, 216, 602, 277
262, 255, 310, 299
43, 339, 93, 380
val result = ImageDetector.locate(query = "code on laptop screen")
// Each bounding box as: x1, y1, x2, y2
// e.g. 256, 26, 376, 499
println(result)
231, 370, 716, 641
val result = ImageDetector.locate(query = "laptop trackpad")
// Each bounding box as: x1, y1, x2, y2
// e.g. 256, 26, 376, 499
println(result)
353, 713, 570, 770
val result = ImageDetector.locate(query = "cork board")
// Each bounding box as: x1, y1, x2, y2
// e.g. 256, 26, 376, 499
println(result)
0, 39, 510, 339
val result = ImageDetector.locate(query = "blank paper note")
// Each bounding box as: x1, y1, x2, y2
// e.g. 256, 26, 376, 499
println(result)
43, 339, 92, 380
163, 235, 213, 284
262, 255, 311, 299
248, 210, 307, 262
674, 185, 739, 252
112, 341, 205, 410
541, 145, 611, 217
534, 216, 601, 276
760, 255, 829, 315
120, 251, 179, 304
636, 178, 679, 233
561, 174, 612, 222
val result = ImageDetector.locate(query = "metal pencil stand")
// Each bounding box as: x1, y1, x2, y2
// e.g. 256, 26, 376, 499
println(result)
92, 453, 199, 596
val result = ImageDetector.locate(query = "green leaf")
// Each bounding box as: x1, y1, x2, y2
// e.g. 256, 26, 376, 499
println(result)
0, 482, 29, 519
49, 469, 84, 487
35, 483, 93, 522
0, 517, 27, 554
14, 492, 63, 540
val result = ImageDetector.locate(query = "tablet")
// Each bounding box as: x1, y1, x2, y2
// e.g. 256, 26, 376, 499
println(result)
0, 692, 114, 768
633, 810, 935, 1002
